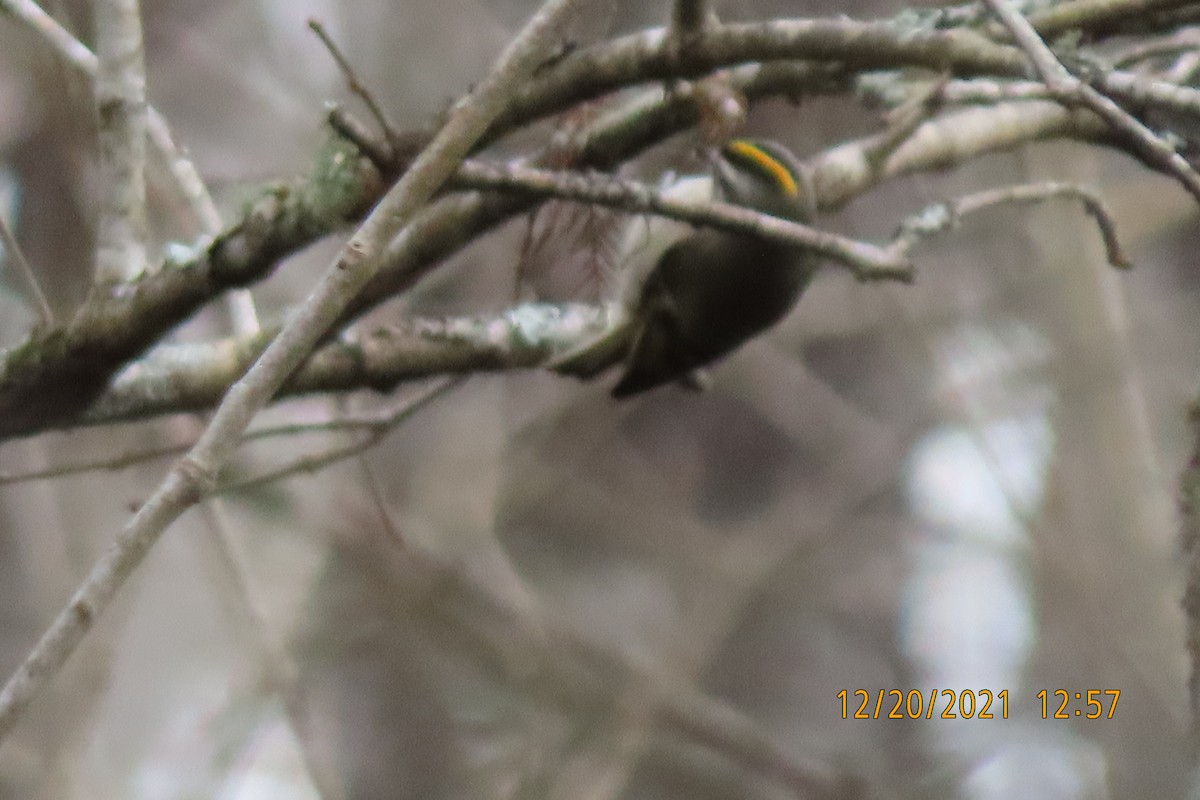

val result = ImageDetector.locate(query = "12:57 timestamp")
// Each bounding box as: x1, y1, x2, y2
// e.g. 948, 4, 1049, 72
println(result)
1037, 689, 1120, 719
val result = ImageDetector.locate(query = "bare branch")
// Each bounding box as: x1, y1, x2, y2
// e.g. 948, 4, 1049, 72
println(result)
308, 17, 398, 150
190, 497, 342, 799
0, 0, 95, 69
326, 105, 397, 175
217, 379, 462, 495
892, 181, 1132, 269
0, 387, 468, 485
1112, 26, 1200, 67
454, 160, 914, 280
863, 75, 951, 169
0, 213, 53, 325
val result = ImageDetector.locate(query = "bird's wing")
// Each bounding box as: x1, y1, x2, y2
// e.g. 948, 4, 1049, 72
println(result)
548, 317, 635, 380
610, 300, 697, 398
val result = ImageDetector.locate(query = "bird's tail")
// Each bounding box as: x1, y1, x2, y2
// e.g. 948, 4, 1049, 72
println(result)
549, 321, 634, 380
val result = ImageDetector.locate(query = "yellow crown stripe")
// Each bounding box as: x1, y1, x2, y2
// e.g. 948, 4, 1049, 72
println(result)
725, 140, 799, 197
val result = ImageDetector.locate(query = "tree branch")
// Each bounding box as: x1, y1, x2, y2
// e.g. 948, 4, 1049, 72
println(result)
892, 180, 1132, 268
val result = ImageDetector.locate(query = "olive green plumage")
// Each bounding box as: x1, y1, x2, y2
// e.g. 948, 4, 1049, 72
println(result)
557, 139, 818, 398
615, 139, 819, 397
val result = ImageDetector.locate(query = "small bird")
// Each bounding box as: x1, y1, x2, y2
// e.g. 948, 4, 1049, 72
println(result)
555, 138, 819, 398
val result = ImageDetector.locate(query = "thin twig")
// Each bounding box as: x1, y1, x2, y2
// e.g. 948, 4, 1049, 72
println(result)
891, 181, 1132, 269
219, 377, 462, 494
192, 498, 343, 800
862, 74, 950, 170
987, 0, 1082, 81
0, 213, 54, 325
356, 454, 407, 548
1111, 26, 1200, 67
221, 432, 380, 495
455, 160, 915, 281
0, 0, 586, 744
0, 389, 458, 485
0, 0, 94, 68
308, 17, 399, 151
327, 105, 395, 176
0, 440, 187, 484
146, 116, 260, 334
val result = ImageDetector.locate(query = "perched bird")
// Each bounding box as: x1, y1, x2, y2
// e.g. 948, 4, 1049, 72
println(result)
555, 138, 819, 398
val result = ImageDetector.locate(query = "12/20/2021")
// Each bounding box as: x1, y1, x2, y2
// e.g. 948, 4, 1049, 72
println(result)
837, 689, 1009, 719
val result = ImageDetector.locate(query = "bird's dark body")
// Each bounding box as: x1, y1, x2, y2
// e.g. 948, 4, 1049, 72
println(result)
550, 138, 821, 398
611, 229, 813, 397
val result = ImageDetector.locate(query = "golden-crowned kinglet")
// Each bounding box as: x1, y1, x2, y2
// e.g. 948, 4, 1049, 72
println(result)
555, 138, 818, 397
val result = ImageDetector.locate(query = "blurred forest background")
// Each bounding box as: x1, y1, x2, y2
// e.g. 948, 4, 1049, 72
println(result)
0, 0, 1196, 798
